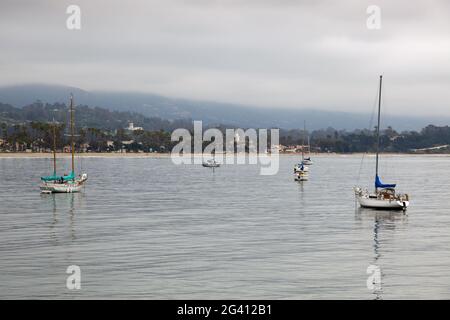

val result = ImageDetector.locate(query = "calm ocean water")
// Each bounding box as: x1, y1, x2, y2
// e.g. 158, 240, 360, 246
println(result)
0, 154, 449, 299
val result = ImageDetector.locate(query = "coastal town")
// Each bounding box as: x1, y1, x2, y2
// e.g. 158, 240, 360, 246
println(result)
1, 120, 450, 155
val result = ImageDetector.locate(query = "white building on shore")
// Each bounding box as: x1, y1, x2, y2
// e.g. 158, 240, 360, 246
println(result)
127, 122, 143, 131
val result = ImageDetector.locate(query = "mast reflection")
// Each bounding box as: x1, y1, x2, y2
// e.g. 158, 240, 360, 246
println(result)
355, 208, 407, 300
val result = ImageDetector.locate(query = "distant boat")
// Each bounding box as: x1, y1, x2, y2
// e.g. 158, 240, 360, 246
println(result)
294, 162, 309, 173
302, 128, 313, 165
294, 163, 309, 181
302, 157, 313, 166
202, 159, 220, 168
354, 76, 409, 210
294, 120, 310, 179
40, 94, 88, 193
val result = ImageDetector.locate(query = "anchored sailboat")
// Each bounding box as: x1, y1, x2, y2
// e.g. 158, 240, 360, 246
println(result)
354, 76, 409, 210
294, 121, 311, 172
40, 94, 87, 193
302, 134, 313, 165
294, 163, 309, 181
301, 121, 313, 165
294, 121, 309, 181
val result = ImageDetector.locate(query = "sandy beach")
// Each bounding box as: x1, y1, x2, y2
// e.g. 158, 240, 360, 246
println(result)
0, 152, 174, 158
1, 152, 449, 158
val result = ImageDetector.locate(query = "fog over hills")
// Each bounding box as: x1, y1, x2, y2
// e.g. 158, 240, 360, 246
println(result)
0, 84, 448, 131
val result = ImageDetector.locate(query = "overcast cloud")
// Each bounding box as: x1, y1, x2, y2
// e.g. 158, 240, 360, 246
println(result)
1, 0, 450, 116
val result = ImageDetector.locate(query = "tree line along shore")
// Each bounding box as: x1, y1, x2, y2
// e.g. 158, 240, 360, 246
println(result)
1, 101, 450, 154
2, 121, 450, 154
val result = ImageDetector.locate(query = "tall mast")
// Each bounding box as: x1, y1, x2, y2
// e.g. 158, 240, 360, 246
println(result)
70, 94, 75, 177
52, 117, 57, 176
375, 75, 383, 191
302, 120, 306, 161
307, 128, 310, 156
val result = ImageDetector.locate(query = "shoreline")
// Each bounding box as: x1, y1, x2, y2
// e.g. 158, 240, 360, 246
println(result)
1, 152, 449, 158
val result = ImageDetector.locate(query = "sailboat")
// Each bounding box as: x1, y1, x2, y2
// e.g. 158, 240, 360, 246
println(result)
294, 121, 311, 172
294, 163, 308, 181
294, 121, 309, 181
40, 94, 88, 193
354, 76, 409, 210
302, 134, 313, 165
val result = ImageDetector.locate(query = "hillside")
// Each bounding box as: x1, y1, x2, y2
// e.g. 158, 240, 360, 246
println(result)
0, 101, 192, 131
1, 84, 449, 131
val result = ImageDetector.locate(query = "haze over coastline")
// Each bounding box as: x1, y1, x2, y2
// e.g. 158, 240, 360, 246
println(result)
1, 83, 449, 131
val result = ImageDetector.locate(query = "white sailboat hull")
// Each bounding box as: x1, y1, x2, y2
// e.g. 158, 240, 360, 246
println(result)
294, 171, 309, 181
294, 165, 309, 172
202, 158, 220, 168
40, 174, 87, 194
40, 183, 83, 193
357, 195, 409, 210
202, 163, 220, 168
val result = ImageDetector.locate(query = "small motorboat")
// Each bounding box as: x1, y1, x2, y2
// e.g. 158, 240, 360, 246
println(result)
202, 159, 220, 168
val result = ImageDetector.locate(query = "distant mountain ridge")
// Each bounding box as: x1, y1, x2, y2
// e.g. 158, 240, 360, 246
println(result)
1, 84, 448, 131
0, 101, 192, 132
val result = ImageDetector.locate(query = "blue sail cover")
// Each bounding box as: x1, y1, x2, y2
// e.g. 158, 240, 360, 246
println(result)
375, 174, 396, 189
41, 171, 75, 182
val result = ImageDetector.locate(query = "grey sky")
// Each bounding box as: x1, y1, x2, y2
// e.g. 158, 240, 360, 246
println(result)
1, 0, 450, 116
